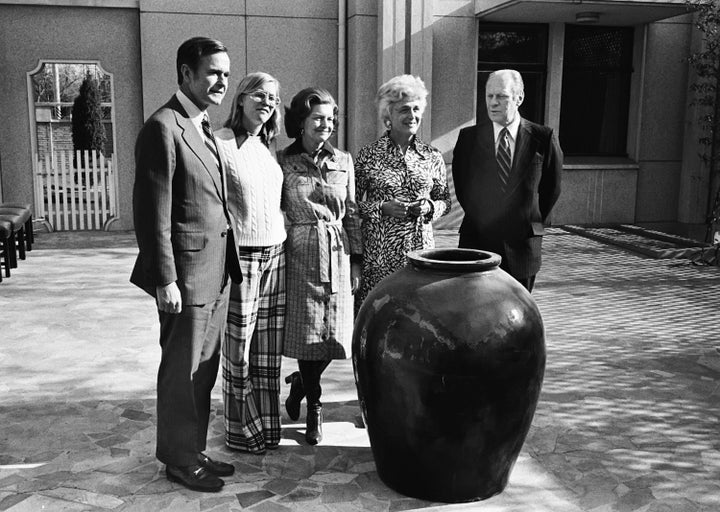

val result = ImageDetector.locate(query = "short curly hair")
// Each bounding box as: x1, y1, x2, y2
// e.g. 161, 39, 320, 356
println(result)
376, 74, 428, 127
283, 87, 338, 140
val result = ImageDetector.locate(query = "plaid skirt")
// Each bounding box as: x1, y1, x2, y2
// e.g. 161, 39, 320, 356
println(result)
222, 244, 286, 452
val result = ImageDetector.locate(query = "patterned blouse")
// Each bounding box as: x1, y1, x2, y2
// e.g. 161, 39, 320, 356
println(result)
278, 140, 362, 360
355, 132, 451, 308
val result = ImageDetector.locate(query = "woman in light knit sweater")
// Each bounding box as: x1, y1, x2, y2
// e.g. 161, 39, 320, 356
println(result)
215, 72, 286, 454
277, 87, 362, 445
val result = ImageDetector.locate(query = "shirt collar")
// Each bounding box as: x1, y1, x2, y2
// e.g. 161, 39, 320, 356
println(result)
176, 90, 207, 134
493, 115, 521, 143
285, 139, 337, 159
381, 131, 432, 158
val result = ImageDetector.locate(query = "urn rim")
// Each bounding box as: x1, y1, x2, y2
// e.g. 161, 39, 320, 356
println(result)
407, 248, 502, 271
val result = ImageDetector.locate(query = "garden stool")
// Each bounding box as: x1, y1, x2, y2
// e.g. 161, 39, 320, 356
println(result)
0, 208, 30, 265
0, 203, 33, 252
0, 218, 14, 281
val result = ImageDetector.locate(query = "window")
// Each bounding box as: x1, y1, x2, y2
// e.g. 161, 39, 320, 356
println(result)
27, 61, 119, 231
29, 61, 115, 160
559, 26, 634, 156
477, 24, 548, 124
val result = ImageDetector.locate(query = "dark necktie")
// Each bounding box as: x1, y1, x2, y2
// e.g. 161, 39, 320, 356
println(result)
496, 127, 512, 192
201, 114, 221, 171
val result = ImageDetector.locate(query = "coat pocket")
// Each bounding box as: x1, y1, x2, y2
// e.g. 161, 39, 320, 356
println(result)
530, 222, 545, 236
172, 231, 208, 251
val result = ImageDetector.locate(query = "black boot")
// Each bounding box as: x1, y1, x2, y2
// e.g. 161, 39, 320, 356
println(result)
305, 403, 323, 445
299, 360, 329, 446
284, 371, 304, 421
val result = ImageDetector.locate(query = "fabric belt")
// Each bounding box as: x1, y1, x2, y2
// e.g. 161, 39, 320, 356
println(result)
290, 219, 343, 293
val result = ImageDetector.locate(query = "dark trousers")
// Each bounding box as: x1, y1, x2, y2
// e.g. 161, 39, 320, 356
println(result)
458, 231, 537, 292
515, 275, 536, 292
156, 282, 230, 466
298, 360, 330, 406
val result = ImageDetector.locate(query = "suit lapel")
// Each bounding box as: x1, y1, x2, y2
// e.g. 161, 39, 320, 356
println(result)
473, 123, 503, 191
169, 97, 224, 199
505, 118, 535, 195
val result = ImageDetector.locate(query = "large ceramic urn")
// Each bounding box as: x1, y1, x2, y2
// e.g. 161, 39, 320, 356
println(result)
352, 248, 545, 503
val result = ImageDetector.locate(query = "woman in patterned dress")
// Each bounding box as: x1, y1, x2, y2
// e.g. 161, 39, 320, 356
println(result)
277, 87, 362, 445
354, 74, 451, 309
215, 72, 286, 454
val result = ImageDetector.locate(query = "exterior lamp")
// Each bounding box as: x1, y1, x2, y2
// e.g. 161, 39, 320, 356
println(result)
575, 11, 600, 23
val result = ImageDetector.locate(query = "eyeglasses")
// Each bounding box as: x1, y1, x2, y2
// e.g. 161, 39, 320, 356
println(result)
245, 91, 281, 106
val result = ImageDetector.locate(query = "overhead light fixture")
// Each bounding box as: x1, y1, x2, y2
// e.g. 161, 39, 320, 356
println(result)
576, 11, 600, 23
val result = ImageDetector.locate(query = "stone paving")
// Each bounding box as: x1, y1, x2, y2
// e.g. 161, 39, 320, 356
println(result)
0, 228, 719, 511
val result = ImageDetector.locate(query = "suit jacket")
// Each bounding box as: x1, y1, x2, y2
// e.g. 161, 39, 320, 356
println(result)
130, 95, 242, 305
452, 118, 562, 278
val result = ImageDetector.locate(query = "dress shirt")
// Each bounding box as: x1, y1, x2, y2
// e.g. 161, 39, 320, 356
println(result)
492, 116, 521, 163
176, 90, 207, 138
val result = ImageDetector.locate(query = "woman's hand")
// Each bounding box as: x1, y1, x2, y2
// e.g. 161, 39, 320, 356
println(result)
351, 262, 362, 294
381, 198, 411, 219
407, 199, 431, 218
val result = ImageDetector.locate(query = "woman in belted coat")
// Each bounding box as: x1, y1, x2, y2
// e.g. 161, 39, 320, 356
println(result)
277, 87, 362, 445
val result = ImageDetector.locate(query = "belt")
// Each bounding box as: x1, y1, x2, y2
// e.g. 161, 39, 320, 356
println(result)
290, 219, 343, 293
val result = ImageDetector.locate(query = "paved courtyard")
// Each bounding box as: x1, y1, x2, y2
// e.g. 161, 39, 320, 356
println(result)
0, 228, 719, 511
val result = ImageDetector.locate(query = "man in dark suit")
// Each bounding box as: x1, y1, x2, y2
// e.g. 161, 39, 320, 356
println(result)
452, 69, 562, 291
130, 37, 242, 492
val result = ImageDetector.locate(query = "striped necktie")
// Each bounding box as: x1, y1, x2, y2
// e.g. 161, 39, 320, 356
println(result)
201, 114, 221, 171
496, 127, 512, 192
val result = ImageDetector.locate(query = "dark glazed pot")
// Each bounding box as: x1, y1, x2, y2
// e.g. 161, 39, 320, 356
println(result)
352, 248, 545, 503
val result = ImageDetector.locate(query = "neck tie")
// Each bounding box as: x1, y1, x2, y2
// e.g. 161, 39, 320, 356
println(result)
496, 127, 512, 192
201, 114, 222, 172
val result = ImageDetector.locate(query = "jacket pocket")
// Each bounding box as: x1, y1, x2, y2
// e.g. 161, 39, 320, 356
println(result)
172, 231, 208, 251
530, 222, 545, 236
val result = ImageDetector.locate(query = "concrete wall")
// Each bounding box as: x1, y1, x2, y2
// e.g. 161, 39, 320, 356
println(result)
347, 0, 379, 155
635, 14, 693, 223
0, 4, 142, 229
553, 164, 638, 225
429, 1, 477, 230
0, 1, 704, 233
139, 0, 341, 154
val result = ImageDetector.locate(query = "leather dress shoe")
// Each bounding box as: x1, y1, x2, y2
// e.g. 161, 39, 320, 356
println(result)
198, 453, 235, 477
166, 464, 224, 492
284, 371, 305, 421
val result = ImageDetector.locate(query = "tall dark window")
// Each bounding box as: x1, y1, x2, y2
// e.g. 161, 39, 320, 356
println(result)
477, 24, 548, 124
560, 26, 634, 156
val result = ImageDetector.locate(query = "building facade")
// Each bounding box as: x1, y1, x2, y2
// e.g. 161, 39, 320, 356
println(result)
0, 0, 709, 236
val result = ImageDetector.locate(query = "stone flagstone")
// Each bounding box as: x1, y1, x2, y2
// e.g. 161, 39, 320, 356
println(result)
0, 229, 718, 511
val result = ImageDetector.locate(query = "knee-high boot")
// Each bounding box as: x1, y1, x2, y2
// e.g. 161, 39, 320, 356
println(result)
299, 360, 330, 445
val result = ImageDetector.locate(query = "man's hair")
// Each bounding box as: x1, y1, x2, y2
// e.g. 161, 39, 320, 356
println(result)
176, 37, 227, 86
487, 69, 524, 97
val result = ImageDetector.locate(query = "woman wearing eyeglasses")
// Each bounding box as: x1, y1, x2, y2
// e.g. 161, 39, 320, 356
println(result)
277, 87, 362, 445
215, 72, 286, 454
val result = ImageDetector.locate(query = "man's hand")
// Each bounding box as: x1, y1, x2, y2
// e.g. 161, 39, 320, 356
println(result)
156, 282, 182, 314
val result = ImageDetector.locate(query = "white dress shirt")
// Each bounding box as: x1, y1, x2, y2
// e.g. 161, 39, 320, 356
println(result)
176, 90, 208, 138
492, 116, 521, 163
